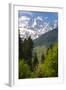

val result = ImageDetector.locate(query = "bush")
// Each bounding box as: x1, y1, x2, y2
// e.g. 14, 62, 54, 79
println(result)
30, 72, 37, 78
19, 59, 31, 79
35, 64, 45, 78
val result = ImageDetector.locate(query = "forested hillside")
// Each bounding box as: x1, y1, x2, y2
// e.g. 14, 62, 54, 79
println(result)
19, 31, 58, 79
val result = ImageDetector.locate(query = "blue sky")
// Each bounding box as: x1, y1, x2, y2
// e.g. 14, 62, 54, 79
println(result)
18, 11, 58, 29
19, 11, 58, 21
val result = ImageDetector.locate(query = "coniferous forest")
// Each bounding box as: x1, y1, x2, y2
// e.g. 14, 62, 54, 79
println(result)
19, 31, 58, 79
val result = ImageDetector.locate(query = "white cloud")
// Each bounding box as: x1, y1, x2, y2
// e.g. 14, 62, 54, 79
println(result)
18, 16, 30, 28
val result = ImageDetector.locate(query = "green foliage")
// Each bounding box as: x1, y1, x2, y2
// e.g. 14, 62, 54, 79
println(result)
19, 36, 34, 70
19, 31, 58, 78
30, 71, 37, 78
19, 33, 24, 59
23, 36, 33, 66
35, 64, 45, 78
34, 43, 58, 78
19, 59, 30, 79
33, 52, 39, 69
19, 43, 58, 78
43, 43, 58, 77
41, 53, 45, 63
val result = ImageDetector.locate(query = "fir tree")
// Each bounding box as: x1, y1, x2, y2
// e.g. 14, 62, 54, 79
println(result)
41, 53, 45, 63
33, 52, 38, 69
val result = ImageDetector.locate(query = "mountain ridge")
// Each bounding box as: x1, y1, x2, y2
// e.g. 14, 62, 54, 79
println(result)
34, 28, 58, 48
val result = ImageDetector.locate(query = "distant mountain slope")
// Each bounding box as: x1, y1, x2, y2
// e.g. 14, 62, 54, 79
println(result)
34, 28, 58, 48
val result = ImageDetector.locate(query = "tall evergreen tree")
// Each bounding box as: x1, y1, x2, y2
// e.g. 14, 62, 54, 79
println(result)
27, 36, 33, 60
23, 38, 28, 60
23, 36, 33, 66
19, 32, 24, 59
41, 53, 45, 63
33, 52, 38, 69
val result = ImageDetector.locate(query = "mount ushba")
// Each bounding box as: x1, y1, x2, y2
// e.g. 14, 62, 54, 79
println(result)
19, 16, 57, 40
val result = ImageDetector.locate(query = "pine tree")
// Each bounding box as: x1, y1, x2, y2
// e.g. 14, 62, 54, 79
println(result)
41, 53, 45, 63
33, 52, 38, 69
19, 32, 24, 59
27, 36, 33, 60
23, 36, 33, 67
23, 38, 28, 60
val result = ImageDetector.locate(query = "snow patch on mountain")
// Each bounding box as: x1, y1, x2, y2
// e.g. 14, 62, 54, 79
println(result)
19, 27, 39, 40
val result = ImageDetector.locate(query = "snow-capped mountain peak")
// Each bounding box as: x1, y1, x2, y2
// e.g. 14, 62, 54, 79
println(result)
18, 12, 58, 40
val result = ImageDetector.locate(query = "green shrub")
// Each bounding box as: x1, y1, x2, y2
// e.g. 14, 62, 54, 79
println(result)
35, 64, 45, 78
30, 72, 37, 78
19, 59, 31, 79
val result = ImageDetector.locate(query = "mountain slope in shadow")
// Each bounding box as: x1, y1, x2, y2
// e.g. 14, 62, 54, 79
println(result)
34, 28, 58, 48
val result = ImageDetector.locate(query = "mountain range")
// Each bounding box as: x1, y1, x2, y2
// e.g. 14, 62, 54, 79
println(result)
19, 14, 58, 40
19, 25, 57, 40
